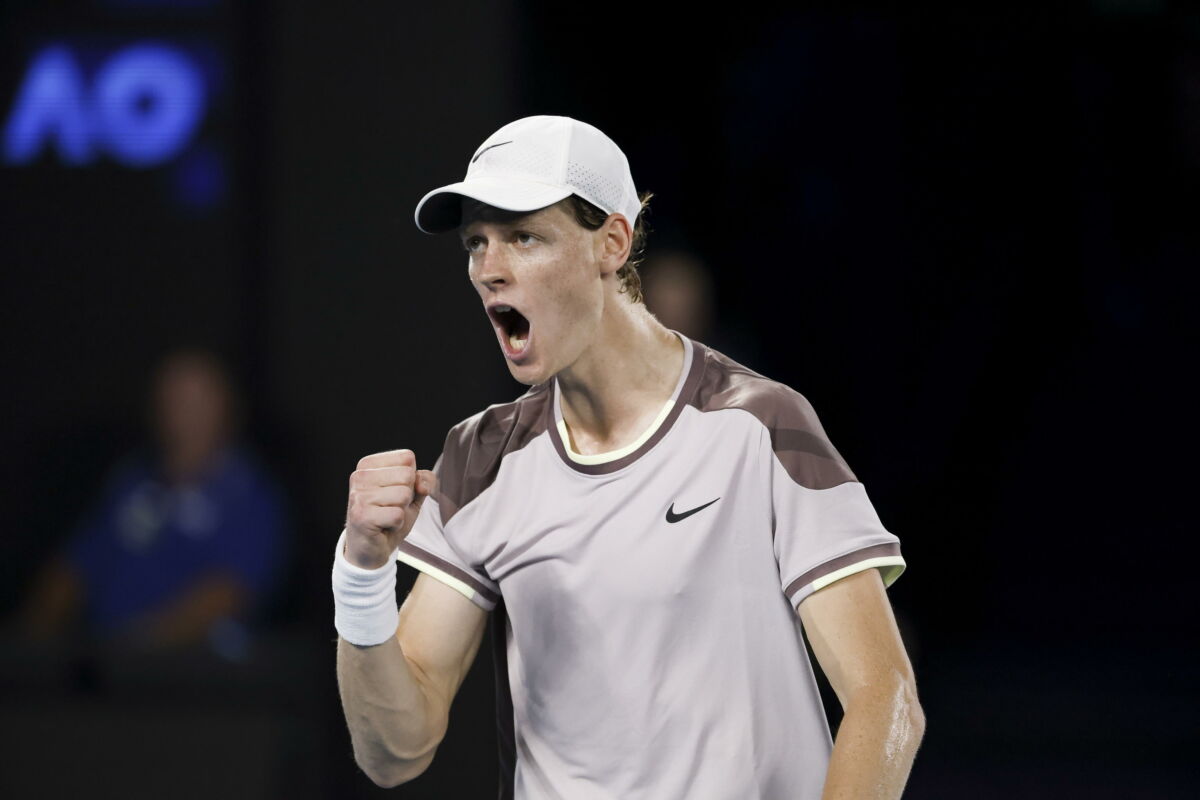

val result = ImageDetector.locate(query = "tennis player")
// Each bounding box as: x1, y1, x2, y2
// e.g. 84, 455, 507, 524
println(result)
332, 115, 924, 799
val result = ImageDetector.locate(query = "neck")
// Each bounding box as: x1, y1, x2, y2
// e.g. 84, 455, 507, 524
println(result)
555, 297, 684, 453
162, 441, 224, 485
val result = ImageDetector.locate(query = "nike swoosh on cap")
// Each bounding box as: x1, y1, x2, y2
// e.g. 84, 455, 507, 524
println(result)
472, 140, 513, 163
665, 497, 720, 524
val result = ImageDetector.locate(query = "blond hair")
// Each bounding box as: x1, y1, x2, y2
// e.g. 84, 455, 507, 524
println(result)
564, 191, 654, 304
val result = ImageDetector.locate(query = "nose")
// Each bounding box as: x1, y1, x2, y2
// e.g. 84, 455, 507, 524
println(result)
469, 239, 511, 291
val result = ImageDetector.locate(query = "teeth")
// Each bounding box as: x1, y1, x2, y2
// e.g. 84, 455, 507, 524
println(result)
495, 305, 511, 313
508, 331, 528, 351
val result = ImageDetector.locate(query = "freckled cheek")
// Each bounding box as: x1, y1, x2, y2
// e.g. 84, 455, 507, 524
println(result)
535, 285, 576, 334
524, 246, 593, 330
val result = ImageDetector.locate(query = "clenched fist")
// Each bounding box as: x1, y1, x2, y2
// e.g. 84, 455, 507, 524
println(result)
344, 449, 436, 569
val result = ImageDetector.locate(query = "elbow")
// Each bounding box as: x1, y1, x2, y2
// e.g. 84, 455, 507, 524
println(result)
358, 750, 436, 788
846, 670, 926, 752
353, 710, 448, 788
899, 674, 926, 748
912, 701, 927, 743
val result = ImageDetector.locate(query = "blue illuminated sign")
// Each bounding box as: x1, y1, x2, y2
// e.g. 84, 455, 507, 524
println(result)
3, 41, 207, 168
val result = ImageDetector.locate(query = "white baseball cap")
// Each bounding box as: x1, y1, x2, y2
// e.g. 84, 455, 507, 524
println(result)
414, 115, 641, 235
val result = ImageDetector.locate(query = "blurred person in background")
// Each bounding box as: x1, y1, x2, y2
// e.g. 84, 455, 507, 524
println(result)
642, 246, 764, 371
641, 247, 715, 341
18, 348, 288, 654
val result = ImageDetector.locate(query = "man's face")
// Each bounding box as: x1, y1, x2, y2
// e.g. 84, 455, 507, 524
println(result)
460, 197, 606, 385
153, 356, 231, 456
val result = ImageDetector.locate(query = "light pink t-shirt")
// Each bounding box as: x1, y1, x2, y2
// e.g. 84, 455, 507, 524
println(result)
396, 330, 906, 799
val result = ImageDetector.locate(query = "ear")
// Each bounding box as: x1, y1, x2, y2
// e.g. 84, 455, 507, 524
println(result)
594, 213, 633, 277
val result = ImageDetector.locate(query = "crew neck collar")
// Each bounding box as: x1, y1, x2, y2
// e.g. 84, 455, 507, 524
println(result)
546, 330, 705, 475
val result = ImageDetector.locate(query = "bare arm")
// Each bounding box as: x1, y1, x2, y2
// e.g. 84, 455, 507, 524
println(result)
19, 557, 82, 638
20, 559, 245, 649
798, 567, 925, 799
123, 571, 246, 647
337, 572, 487, 787
335, 449, 489, 787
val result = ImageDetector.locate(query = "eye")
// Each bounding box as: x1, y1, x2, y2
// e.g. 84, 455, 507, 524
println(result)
463, 236, 482, 253
516, 232, 537, 246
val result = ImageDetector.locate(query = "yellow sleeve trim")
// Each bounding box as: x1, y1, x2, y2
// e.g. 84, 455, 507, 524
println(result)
810, 555, 907, 593
395, 549, 477, 603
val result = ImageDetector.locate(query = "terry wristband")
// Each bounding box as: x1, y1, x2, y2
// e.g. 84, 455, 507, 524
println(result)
332, 528, 400, 646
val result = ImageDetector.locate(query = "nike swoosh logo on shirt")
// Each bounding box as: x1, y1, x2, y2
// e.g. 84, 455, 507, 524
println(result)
665, 497, 720, 524
472, 140, 513, 163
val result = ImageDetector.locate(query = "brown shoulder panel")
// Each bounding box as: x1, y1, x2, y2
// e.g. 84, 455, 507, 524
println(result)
688, 344, 857, 490
431, 381, 553, 525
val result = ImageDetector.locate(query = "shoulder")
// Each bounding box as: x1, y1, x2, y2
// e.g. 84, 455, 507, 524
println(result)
211, 445, 285, 504
212, 444, 259, 482
691, 341, 856, 489
434, 381, 554, 520
80, 449, 151, 524
692, 343, 826, 439
101, 448, 156, 496
443, 381, 553, 457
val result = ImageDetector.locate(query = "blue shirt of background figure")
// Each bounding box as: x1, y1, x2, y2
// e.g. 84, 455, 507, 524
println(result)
64, 444, 288, 636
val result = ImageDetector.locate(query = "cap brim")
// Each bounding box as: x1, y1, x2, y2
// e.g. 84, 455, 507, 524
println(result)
414, 177, 574, 234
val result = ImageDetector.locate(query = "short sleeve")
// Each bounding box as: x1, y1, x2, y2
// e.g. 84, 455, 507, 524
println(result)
765, 390, 906, 610
395, 453, 501, 612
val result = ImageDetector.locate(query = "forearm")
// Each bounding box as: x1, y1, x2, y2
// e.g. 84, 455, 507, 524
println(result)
131, 573, 244, 646
336, 633, 448, 787
820, 678, 925, 799
21, 559, 81, 638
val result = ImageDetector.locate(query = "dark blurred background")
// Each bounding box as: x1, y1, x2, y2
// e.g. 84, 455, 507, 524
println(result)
2, 1, 1197, 798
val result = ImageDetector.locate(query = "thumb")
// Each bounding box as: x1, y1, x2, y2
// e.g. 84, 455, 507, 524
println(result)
412, 470, 437, 509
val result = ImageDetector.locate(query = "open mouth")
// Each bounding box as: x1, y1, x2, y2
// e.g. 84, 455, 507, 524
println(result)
492, 304, 532, 357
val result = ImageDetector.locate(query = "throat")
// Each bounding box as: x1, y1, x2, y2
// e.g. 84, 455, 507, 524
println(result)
561, 396, 674, 457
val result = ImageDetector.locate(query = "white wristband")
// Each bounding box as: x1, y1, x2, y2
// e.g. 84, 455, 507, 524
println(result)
332, 528, 400, 646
